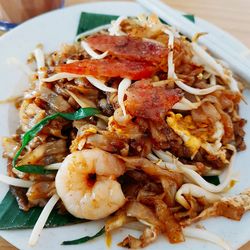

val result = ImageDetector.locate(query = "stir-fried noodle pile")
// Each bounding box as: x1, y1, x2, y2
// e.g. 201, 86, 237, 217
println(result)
2, 15, 248, 248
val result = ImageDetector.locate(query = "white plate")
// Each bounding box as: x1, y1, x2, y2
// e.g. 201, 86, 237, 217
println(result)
0, 1, 249, 250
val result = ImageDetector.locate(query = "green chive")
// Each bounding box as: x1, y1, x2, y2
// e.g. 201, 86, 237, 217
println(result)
62, 226, 105, 245
15, 165, 57, 175
13, 107, 100, 172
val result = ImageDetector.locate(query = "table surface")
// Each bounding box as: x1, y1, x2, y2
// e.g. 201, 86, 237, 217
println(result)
1, 0, 250, 249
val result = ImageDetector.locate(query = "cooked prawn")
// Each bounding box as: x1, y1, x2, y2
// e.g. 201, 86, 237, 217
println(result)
55, 148, 126, 220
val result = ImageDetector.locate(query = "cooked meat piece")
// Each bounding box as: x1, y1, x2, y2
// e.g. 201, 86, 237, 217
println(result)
56, 58, 157, 80
126, 80, 183, 121
86, 34, 168, 65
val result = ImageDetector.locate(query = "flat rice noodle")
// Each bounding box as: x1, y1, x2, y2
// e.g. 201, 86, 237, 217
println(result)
191, 102, 220, 126
105, 208, 134, 232
119, 156, 183, 187
2, 137, 20, 159
42, 118, 69, 139
119, 235, 143, 249
154, 199, 184, 243
56, 58, 157, 80
183, 189, 250, 226
139, 227, 160, 248
27, 181, 55, 207
17, 140, 67, 169
86, 34, 168, 64
204, 92, 236, 144
160, 177, 178, 207
126, 80, 183, 121
175, 195, 205, 222
201, 102, 221, 123
191, 106, 209, 125
124, 201, 162, 247
39, 86, 72, 112
126, 201, 162, 228
212, 90, 241, 111
86, 133, 128, 154
19, 100, 46, 132
136, 185, 164, 206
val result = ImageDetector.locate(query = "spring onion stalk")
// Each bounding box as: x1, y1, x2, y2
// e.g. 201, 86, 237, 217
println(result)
13, 108, 100, 172
15, 165, 57, 175
62, 227, 105, 245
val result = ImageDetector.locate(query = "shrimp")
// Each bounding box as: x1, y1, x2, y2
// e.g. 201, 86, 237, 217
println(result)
55, 148, 126, 220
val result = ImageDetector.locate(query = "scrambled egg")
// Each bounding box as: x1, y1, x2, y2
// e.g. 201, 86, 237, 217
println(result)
108, 115, 142, 139
166, 112, 227, 162
167, 112, 201, 158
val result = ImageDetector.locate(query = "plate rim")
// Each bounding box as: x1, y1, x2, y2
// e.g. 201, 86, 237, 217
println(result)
0, 1, 249, 250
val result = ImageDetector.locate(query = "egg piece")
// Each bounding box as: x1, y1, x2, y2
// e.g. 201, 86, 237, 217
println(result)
166, 112, 201, 158
166, 112, 227, 162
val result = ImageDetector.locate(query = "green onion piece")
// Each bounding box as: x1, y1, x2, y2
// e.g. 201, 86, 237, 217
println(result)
62, 226, 105, 245
13, 107, 100, 169
15, 165, 57, 175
